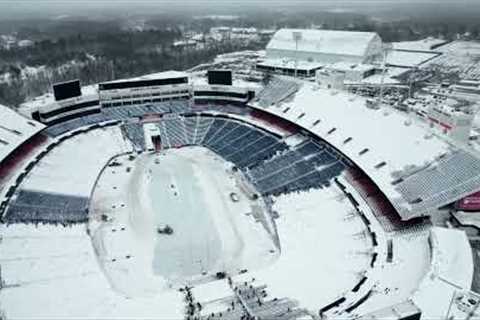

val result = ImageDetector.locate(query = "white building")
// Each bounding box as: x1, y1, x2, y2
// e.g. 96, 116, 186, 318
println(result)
426, 105, 475, 143
266, 28, 383, 65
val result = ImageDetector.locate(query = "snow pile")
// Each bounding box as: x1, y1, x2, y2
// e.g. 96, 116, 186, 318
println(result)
20, 127, 132, 197
0, 223, 184, 319
413, 227, 474, 319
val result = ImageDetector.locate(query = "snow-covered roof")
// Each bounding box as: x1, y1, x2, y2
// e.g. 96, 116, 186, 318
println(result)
386, 50, 439, 68
0, 104, 45, 161
249, 80, 480, 219
102, 70, 189, 84
257, 58, 324, 70
392, 38, 446, 51
267, 29, 380, 58
434, 40, 480, 56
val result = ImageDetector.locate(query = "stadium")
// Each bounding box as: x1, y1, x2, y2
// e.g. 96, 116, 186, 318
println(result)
1, 30, 480, 320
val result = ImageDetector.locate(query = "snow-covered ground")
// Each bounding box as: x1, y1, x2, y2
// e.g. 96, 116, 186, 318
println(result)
336, 177, 432, 317
233, 187, 372, 312
89, 147, 279, 297
0, 224, 185, 319
413, 227, 474, 319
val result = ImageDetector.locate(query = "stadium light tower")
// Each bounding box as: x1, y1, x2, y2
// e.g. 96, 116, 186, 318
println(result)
292, 31, 302, 78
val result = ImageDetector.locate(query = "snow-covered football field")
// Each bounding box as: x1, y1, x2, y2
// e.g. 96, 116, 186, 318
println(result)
89, 146, 279, 296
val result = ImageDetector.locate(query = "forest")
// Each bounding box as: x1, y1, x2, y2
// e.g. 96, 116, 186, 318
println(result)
1, 7, 480, 107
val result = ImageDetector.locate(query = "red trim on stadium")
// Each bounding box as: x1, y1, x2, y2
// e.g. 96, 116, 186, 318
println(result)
0, 133, 49, 185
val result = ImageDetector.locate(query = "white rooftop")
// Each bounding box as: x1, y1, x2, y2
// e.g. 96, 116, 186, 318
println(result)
391, 38, 446, 51
0, 104, 45, 161
103, 70, 189, 84
386, 50, 439, 68
267, 28, 380, 58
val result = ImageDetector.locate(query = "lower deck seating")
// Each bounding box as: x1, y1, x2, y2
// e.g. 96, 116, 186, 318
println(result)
194, 117, 215, 144
122, 123, 146, 151
162, 114, 187, 147
4, 190, 89, 224
183, 116, 198, 145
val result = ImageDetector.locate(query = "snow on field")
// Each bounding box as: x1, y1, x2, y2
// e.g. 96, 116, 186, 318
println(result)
234, 186, 372, 311
0, 224, 184, 319
20, 127, 132, 197
89, 146, 278, 298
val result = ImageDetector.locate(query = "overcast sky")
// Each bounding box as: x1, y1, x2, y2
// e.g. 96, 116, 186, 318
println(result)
0, 0, 478, 19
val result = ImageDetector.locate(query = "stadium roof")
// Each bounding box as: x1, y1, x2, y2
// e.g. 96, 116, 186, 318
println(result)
102, 70, 189, 85
391, 38, 446, 51
267, 29, 380, 58
0, 104, 45, 161
250, 78, 480, 219
386, 50, 439, 68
